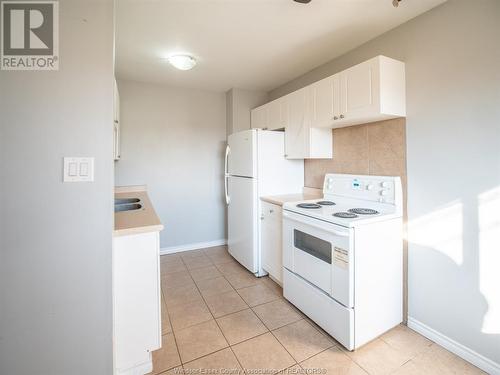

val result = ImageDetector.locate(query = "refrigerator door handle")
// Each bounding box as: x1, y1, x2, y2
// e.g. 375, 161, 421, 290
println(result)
225, 145, 231, 205
225, 176, 230, 205
225, 144, 230, 175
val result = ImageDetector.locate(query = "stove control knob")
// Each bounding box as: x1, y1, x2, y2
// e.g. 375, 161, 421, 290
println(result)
380, 190, 388, 196
381, 181, 390, 188
366, 184, 374, 190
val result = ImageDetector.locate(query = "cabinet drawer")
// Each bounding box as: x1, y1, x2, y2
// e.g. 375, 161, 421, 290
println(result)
261, 201, 282, 218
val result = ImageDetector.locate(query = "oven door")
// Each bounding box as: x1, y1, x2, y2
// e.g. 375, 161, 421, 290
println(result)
283, 210, 354, 308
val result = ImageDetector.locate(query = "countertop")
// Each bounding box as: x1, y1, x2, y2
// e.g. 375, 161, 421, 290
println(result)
260, 192, 322, 207
114, 185, 164, 237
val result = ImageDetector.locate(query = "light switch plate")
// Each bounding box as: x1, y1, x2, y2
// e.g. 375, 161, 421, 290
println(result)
64, 157, 94, 182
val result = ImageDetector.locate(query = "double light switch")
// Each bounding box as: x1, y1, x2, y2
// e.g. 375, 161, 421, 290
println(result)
63, 157, 94, 182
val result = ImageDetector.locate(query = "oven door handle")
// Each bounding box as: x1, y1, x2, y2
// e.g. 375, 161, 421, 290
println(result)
283, 211, 350, 237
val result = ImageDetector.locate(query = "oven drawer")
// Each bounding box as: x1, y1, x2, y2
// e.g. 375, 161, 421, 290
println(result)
283, 269, 354, 350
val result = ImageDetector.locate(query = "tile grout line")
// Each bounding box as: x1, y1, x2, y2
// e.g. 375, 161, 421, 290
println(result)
157, 258, 184, 374
165, 249, 290, 373
161, 250, 465, 375
194, 249, 250, 375
158, 251, 217, 371
181, 251, 238, 357
231, 275, 345, 371
231, 275, 300, 374
161, 248, 342, 375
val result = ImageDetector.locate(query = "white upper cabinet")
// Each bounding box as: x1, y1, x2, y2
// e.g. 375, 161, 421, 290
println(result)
340, 59, 378, 120
311, 74, 340, 127
285, 88, 308, 159
285, 88, 332, 159
250, 56, 405, 158
309, 56, 405, 128
250, 105, 267, 129
267, 97, 288, 130
251, 98, 287, 130
337, 56, 405, 127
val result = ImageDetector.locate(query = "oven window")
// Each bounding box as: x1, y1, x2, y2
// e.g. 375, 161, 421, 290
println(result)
294, 230, 332, 264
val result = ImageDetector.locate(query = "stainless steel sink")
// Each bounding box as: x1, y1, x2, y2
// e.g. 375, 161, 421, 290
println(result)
115, 198, 140, 205
114, 203, 142, 212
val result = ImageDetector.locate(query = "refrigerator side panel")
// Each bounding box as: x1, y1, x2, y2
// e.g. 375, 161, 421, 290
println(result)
228, 129, 257, 178
257, 130, 304, 197
227, 176, 259, 273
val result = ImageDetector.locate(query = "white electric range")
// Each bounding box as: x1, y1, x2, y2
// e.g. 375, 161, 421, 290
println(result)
282, 173, 403, 350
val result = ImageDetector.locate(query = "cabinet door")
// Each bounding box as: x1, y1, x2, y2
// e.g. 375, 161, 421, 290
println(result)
311, 74, 340, 128
267, 98, 288, 130
285, 88, 309, 159
261, 202, 283, 283
113, 231, 161, 372
340, 59, 379, 121
251, 105, 267, 129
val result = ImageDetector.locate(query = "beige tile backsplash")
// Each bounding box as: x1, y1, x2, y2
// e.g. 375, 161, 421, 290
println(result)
304, 118, 407, 189
305, 117, 408, 320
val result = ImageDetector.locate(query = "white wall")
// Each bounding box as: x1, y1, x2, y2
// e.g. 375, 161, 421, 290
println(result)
269, 0, 500, 370
115, 80, 227, 249
226, 88, 268, 136
0, 1, 114, 374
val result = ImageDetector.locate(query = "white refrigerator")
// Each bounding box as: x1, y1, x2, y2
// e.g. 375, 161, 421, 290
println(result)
225, 129, 304, 276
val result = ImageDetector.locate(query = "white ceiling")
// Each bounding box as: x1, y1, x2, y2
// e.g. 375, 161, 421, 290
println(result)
116, 0, 446, 93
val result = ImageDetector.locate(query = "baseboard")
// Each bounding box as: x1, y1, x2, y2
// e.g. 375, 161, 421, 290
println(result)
407, 317, 500, 375
116, 359, 152, 375
160, 239, 227, 255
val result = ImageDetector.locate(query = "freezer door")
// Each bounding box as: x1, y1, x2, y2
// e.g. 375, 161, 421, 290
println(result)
227, 176, 258, 273
228, 129, 257, 178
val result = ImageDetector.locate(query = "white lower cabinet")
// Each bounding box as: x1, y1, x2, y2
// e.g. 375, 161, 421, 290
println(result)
261, 201, 283, 283
113, 231, 161, 375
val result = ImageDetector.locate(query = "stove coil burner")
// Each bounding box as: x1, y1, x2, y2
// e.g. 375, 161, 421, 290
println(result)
297, 203, 322, 209
348, 208, 379, 215
333, 212, 358, 218
316, 201, 336, 206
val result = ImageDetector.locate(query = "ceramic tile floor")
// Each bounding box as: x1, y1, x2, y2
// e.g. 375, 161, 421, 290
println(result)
149, 246, 485, 375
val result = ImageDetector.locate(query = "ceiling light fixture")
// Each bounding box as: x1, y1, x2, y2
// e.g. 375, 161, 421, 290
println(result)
293, 0, 312, 3
167, 54, 197, 71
